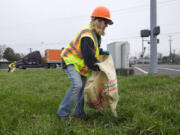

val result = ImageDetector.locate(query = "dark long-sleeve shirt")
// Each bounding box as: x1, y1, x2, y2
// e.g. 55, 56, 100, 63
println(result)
81, 35, 103, 71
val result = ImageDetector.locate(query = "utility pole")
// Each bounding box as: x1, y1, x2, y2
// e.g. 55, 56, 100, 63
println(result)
150, 0, 158, 74
173, 49, 176, 63
173, 49, 175, 55
140, 0, 160, 71
169, 36, 172, 63
142, 38, 144, 65
148, 46, 150, 58
141, 39, 149, 65
29, 48, 32, 53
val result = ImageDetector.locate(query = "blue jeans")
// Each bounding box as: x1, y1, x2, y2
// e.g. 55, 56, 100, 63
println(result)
57, 65, 87, 118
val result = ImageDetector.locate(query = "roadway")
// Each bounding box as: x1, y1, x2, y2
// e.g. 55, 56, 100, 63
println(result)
133, 64, 180, 76
1, 64, 180, 76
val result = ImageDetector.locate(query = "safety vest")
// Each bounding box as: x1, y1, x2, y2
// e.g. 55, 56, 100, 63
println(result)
61, 24, 100, 77
8, 63, 15, 69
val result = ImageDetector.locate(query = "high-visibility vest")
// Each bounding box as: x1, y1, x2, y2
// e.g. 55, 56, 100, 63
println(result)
61, 24, 99, 77
8, 63, 15, 69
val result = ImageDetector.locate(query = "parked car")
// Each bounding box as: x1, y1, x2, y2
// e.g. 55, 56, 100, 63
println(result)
129, 57, 137, 66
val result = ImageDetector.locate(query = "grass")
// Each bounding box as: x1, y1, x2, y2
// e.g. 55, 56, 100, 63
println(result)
0, 69, 180, 135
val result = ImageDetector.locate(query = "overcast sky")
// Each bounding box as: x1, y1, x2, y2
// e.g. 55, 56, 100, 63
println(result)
0, 0, 180, 57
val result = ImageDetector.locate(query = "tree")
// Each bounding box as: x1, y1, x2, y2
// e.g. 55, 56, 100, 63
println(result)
3, 47, 15, 61
14, 53, 21, 61
3, 47, 21, 62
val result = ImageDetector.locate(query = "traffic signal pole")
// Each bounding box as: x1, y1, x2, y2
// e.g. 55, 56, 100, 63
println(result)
150, 0, 158, 74
142, 38, 144, 65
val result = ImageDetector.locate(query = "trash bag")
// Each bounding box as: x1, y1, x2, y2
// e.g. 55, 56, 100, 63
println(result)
84, 55, 119, 117
11, 67, 16, 72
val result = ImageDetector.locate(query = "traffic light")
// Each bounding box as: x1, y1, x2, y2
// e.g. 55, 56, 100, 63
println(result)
140, 26, 160, 37
157, 39, 159, 44
153, 26, 160, 36
140, 29, 151, 37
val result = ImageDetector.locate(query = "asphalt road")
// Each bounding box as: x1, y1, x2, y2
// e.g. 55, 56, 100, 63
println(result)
1, 64, 180, 76
133, 64, 180, 76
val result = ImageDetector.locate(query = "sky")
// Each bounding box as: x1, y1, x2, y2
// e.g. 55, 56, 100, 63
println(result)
0, 0, 180, 57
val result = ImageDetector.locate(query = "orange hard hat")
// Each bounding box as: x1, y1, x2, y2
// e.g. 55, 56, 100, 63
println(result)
91, 6, 113, 25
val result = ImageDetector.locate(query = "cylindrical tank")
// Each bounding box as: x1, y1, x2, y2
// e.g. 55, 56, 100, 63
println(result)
121, 42, 130, 68
107, 42, 130, 69
107, 42, 122, 69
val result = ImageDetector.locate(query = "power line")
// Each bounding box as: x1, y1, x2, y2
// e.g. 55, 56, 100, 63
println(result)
112, 0, 178, 14
105, 31, 180, 41
169, 36, 172, 62
160, 22, 180, 27
112, 4, 149, 13
161, 31, 180, 35
104, 36, 140, 41
1, 0, 179, 28
158, 0, 177, 4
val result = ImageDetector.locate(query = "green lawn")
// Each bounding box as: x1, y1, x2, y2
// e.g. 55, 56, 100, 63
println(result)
0, 69, 180, 135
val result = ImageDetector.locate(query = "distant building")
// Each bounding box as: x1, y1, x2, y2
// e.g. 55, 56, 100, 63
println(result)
0, 58, 8, 62
0, 58, 9, 69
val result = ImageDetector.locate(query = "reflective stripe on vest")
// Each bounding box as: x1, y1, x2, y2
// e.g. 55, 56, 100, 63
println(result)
62, 24, 99, 77
64, 42, 83, 59
74, 29, 97, 47
80, 65, 90, 75
63, 29, 97, 57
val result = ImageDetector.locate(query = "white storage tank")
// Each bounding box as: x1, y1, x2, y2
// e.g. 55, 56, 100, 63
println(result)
107, 42, 122, 69
121, 42, 130, 68
107, 41, 130, 69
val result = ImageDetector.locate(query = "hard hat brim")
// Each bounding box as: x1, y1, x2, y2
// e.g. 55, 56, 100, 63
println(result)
91, 16, 113, 25
104, 18, 113, 25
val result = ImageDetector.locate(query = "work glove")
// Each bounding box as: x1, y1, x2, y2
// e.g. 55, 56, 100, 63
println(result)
101, 50, 110, 55
93, 62, 100, 71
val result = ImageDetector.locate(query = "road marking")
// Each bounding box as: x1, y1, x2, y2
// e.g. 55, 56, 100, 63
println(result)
134, 67, 148, 74
158, 67, 180, 72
